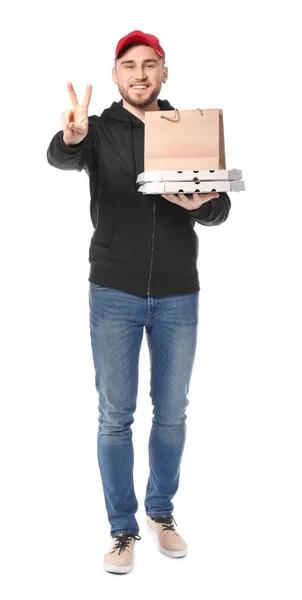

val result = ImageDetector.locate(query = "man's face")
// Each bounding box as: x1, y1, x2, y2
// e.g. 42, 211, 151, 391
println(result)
112, 44, 168, 108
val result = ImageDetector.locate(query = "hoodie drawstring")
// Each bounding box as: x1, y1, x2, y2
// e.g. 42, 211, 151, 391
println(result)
130, 121, 137, 195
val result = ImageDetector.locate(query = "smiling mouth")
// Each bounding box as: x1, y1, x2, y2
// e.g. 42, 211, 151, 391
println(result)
131, 85, 149, 90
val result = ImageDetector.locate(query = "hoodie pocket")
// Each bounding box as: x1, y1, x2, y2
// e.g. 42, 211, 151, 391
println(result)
105, 221, 149, 273
154, 223, 198, 278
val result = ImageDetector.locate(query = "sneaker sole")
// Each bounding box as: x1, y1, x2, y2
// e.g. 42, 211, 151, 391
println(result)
147, 520, 188, 558
103, 561, 133, 574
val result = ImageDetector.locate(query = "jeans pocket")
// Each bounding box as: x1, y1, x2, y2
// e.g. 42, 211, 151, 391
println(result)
89, 282, 110, 290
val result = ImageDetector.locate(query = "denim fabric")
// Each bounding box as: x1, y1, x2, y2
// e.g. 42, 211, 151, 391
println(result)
89, 282, 199, 537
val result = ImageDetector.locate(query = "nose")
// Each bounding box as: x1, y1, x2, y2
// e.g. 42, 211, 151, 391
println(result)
134, 67, 147, 80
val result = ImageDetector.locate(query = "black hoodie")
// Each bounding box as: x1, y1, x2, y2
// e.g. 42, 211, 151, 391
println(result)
46, 98, 231, 297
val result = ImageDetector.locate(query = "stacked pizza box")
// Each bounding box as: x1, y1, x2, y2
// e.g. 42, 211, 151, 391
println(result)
136, 169, 245, 194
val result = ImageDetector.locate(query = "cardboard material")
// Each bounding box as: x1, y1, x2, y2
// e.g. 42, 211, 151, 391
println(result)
137, 180, 245, 194
144, 108, 226, 171
137, 169, 242, 183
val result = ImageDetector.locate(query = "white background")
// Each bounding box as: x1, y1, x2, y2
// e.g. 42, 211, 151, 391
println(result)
1, 0, 301, 597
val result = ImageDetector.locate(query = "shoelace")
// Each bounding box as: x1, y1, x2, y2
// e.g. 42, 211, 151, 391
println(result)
112, 533, 141, 555
151, 515, 177, 531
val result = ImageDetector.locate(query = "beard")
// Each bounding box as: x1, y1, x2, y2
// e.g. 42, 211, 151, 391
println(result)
117, 81, 163, 108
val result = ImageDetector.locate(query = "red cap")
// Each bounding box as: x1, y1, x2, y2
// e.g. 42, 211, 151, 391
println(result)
115, 30, 165, 61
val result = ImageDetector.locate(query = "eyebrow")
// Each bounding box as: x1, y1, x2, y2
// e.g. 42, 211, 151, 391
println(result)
120, 59, 159, 65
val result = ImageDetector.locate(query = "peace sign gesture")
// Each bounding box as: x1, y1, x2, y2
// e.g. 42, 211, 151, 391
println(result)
61, 82, 92, 145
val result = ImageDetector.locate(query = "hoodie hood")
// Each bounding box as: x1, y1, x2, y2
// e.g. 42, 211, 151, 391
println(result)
100, 98, 175, 192
101, 98, 175, 125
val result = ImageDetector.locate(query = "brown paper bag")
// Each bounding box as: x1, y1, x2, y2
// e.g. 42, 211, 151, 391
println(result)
144, 108, 226, 171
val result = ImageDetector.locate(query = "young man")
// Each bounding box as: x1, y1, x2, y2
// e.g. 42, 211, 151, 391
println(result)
46, 30, 231, 574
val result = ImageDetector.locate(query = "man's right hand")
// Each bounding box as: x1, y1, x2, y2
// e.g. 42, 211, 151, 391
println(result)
61, 82, 92, 145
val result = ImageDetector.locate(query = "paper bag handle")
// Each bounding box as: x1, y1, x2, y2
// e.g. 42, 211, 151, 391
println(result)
160, 108, 204, 122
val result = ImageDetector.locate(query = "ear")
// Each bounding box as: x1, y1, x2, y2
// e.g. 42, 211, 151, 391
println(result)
112, 67, 117, 85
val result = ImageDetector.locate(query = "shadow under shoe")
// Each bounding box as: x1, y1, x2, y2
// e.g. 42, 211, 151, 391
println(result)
147, 515, 188, 558
103, 533, 141, 574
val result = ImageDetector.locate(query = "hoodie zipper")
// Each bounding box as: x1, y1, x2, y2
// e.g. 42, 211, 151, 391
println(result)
130, 119, 157, 298
147, 196, 156, 297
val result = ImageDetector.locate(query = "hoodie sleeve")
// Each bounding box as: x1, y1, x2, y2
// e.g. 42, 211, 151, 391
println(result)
46, 115, 99, 174
186, 192, 231, 226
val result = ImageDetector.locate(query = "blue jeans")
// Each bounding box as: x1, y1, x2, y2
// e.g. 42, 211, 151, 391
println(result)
88, 282, 199, 537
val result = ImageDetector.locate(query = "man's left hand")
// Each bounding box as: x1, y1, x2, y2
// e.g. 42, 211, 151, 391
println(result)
161, 192, 220, 211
